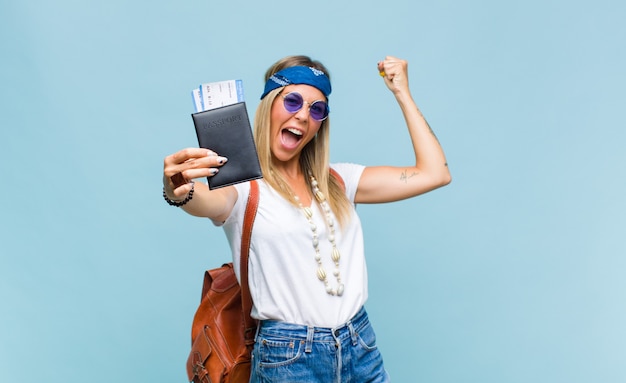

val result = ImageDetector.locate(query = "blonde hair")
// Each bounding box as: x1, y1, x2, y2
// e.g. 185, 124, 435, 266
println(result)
254, 56, 352, 226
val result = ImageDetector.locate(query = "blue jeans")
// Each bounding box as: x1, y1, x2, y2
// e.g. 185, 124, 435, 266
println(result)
250, 307, 390, 383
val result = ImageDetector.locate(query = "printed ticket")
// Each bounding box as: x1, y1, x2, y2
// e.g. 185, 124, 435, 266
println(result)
192, 79, 244, 112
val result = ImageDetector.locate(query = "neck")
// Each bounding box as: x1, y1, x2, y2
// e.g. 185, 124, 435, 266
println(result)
271, 156, 302, 181
271, 161, 313, 206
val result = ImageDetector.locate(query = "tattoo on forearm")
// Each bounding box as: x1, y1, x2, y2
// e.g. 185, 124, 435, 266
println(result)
425, 118, 440, 143
400, 169, 419, 183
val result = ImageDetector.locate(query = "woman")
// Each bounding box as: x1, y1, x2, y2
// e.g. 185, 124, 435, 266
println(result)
163, 55, 450, 382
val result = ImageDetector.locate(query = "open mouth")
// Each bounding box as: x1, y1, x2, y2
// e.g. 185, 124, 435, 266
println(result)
281, 128, 304, 149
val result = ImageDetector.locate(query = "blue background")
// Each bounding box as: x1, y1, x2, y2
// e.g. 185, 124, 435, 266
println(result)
1, 0, 625, 382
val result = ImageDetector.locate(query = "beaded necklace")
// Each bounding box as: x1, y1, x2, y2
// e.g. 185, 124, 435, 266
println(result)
293, 173, 344, 296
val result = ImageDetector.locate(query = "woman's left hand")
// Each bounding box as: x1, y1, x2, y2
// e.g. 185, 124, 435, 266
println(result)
377, 56, 410, 95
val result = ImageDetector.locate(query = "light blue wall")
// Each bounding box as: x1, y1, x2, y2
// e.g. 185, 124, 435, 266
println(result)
1, 0, 625, 382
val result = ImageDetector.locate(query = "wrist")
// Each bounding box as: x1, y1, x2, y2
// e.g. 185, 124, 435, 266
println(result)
163, 181, 195, 207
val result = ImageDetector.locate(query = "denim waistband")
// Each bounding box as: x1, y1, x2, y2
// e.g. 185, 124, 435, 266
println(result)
256, 306, 369, 348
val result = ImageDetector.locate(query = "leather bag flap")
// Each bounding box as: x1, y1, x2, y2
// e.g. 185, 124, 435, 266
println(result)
186, 328, 213, 380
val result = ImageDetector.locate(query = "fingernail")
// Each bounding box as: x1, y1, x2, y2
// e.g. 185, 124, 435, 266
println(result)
210, 168, 219, 175
207, 150, 217, 157
218, 156, 228, 164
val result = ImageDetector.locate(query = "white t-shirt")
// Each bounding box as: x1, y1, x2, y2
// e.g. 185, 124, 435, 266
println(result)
221, 163, 367, 328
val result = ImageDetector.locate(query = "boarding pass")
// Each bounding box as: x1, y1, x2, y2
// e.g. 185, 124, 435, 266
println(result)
192, 79, 245, 113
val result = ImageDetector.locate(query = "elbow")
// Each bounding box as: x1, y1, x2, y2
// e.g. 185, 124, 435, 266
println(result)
433, 168, 452, 189
419, 162, 451, 189
441, 169, 452, 187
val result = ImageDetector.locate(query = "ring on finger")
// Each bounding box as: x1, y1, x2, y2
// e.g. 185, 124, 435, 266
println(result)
170, 172, 188, 188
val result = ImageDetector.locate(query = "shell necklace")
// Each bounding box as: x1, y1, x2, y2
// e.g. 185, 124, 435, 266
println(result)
293, 173, 344, 296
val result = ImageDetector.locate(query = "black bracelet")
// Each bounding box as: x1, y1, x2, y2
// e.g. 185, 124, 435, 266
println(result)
163, 182, 195, 207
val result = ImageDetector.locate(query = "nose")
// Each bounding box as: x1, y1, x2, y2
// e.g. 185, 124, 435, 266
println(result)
293, 103, 311, 121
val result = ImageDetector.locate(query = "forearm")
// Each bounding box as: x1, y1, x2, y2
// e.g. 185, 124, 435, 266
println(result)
395, 91, 451, 185
163, 181, 237, 222
180, 182, 235, 220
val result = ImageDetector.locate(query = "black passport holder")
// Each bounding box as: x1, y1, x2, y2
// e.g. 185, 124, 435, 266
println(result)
191, 102, 263, 189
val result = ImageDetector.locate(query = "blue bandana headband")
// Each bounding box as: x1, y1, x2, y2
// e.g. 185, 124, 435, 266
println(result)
260, 66, 332, 100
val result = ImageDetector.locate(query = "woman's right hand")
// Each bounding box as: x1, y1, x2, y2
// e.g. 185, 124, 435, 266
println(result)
162, 148, 228, 200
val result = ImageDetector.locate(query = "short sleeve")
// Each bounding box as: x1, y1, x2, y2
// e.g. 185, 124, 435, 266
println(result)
219, 181, 250, 227
330, 163, 365, 203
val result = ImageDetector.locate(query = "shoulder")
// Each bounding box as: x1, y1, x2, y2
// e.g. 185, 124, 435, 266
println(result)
331, 163, 366, 184
330, 163, 365, 202
331, 163, 365, 181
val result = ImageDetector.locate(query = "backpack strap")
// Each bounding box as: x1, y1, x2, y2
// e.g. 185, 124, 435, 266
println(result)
240, 180, 259, 344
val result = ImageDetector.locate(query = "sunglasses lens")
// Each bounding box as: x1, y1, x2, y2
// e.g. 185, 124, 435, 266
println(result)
283, 92, 303, 113
282, 92, 329, 121
309, 101, 329, 121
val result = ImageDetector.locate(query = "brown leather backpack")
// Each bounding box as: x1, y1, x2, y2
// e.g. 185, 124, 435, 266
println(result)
186, 180, 259, 383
